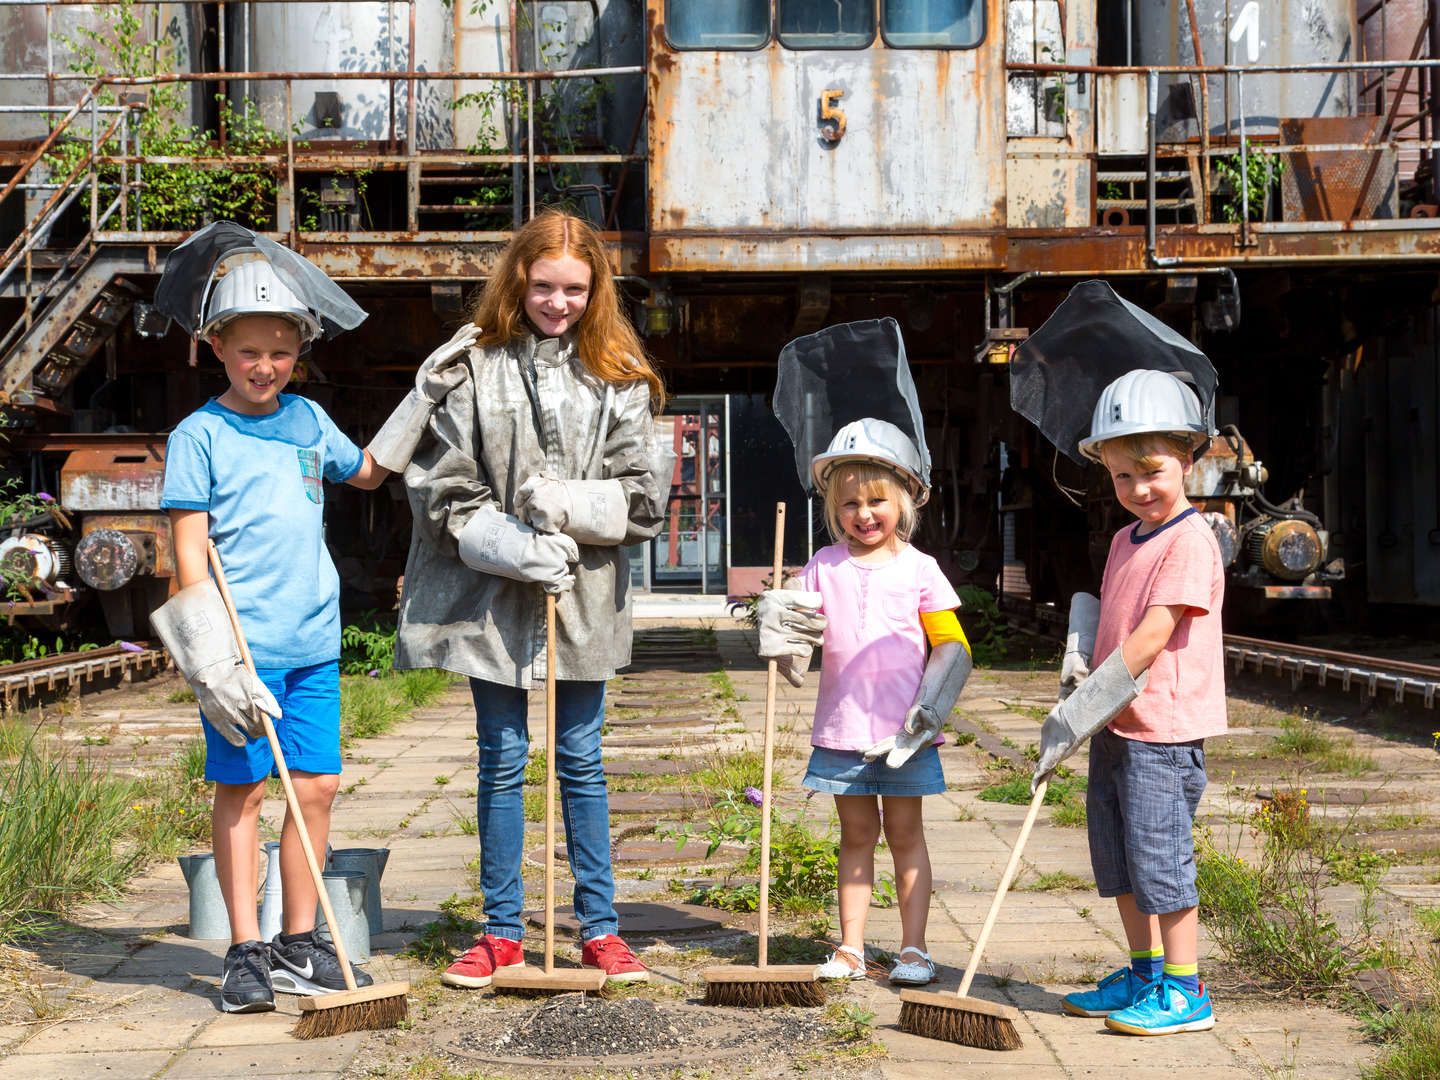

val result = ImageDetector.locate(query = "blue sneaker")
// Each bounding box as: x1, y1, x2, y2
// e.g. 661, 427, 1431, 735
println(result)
1104, 976, 1216, 1035
1062, 967, 1150, 1017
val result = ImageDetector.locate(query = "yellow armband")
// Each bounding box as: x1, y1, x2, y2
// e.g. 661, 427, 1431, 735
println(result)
920, 609, 970, 652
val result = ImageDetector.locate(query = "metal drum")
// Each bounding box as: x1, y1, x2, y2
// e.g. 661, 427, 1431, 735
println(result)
1130, 0, 1358, 141
227, 1, 453, 146
0, 2, 204, 141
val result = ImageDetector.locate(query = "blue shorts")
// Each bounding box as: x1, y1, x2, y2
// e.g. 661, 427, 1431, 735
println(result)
201, 661, 342, 785
1086, 727, 1207, 915
802, 743, 946, 797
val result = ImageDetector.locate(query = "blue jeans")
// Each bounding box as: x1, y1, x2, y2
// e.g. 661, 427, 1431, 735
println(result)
469, 678, 618, 943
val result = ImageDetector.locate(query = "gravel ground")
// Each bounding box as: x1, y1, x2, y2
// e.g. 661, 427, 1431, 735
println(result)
454, 993, 845, 1066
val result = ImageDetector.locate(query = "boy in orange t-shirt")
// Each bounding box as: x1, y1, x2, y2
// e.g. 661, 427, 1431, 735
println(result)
1032, 368, 1226, 1036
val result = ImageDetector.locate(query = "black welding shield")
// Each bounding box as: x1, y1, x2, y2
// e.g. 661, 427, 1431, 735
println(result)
155, 220, 367, 342
1009, 279, 1219, 465
774, 317, 930, 500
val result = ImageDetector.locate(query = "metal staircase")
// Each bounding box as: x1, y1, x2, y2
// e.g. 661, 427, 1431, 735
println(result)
0, 86, 143, 409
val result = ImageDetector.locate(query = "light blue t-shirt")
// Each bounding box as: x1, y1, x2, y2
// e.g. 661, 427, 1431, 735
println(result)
161, 394, 364, 668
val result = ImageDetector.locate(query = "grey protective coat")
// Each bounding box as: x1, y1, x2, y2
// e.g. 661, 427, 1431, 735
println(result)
395, 332, 671, 688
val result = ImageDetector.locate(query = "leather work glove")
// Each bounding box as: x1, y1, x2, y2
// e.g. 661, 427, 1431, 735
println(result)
1032, 649, 1149, 792
863, 640, 973, 768
1059, 592, 1100, 701
756, 587, 826, 688
457, 504, 579, 594
514, 472, 629, 546
150, 579, 280, 747
367, 322, 480, 472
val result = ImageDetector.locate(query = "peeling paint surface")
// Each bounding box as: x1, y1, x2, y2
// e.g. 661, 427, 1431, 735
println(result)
647, 0, 1006, 255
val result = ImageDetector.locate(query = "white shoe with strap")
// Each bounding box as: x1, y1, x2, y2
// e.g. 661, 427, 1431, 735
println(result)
815, 944, 868, 980
887, 946, 937, 986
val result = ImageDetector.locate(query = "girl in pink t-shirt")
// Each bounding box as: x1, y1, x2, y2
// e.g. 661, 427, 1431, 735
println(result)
776, 423, 971, 987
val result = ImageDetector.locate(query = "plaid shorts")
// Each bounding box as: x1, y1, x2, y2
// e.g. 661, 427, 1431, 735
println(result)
1086, 727, 1207, 915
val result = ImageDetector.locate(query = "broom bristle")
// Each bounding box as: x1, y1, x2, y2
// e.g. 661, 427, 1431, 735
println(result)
293, 993, 408, 1040
898, 1000, 1022, 1051
703, 978, 827, 1008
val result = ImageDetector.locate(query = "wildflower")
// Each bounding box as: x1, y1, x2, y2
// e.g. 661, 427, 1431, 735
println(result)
743, 785, 763, 807
367, 668, 381, 678
119, 641, 143, 654
36, 492, 53, 502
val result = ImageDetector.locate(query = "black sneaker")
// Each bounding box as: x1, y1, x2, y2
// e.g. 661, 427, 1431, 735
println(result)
268, 929, 374, 996
220, 940, 275, 1013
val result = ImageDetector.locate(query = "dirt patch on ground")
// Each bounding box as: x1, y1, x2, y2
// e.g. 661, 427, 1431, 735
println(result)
345, 987, 879, 1080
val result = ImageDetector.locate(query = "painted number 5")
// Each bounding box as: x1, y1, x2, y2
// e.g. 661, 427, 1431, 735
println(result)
819, 89, 846, 144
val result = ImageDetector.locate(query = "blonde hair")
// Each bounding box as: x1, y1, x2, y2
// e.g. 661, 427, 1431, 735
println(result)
468, 209, 665, 409
822, 463, 918, 545
1098, 432, 1195, 472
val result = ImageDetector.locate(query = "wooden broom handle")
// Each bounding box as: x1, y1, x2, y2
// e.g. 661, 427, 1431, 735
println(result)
758, 502, 784, 969
207, 541, 358, 993
544, 591, 557, 976
956, 779, 1047, 999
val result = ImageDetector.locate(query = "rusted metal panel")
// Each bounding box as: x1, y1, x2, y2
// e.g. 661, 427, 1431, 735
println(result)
59, 441, 165, 512
1007, 152, 1091, 227
1279, 116, 1397, 221
646, 0, 1007, 263
649, 231, 1006, 273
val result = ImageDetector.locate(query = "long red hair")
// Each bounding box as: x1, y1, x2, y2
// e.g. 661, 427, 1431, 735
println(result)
469, 209, 665, 410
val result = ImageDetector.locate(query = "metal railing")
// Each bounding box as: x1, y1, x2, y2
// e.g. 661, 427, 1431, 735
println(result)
1008, 53, 1440, 261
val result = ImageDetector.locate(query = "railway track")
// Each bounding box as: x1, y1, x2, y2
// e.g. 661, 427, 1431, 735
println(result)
0, 641, 168, 706
998, 595, 1440, 711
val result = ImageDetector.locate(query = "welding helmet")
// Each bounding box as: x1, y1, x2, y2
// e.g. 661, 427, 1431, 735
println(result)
199, 258, 322, 343
809, 418, 930, 506
1078, 368, 1210, 463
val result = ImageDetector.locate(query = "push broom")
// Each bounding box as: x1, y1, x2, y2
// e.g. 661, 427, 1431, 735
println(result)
206, 541, 410, 1039
896, 780, 1044, 1050
491, 592, 608, 994
703, 502, 825, 1007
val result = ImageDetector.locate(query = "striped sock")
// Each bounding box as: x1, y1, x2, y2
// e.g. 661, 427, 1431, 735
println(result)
1163, 961, 1200, 994
1129, 947, 1164, 980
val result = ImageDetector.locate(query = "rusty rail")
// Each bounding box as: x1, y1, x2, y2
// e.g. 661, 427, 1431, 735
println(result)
0, 642, 168, 707
998, 596, 1440, 710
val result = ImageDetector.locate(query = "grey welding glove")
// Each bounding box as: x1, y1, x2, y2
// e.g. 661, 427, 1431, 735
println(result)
1059, 591, 1100, 701
756, 587, 826, 688
150, 579, 279, 748
458, 504, 579, 594
514, 472, 630, 546
367, 323, 480, 472
864, 640, 973, 768
1032, 649, 1149, 792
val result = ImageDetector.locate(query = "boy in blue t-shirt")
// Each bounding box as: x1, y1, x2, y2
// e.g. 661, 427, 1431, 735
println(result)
153, 246, 473, 1014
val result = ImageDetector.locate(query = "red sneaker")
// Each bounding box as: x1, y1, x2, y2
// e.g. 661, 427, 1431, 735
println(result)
581, 934, 649, 984
441, 934, 525, 988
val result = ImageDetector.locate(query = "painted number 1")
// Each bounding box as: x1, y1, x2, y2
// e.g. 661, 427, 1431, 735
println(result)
819, 89, 846, 144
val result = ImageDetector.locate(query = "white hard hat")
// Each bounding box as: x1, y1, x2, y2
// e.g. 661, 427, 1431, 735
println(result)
199, 259, 321, 342
1078, 368, 1211, 462
810, 418, 929, 506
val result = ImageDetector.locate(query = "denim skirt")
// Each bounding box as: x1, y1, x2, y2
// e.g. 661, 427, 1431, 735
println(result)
802, 743, 946, 797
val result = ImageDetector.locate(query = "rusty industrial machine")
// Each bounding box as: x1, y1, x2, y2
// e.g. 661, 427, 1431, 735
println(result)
0, 0, 1436, 637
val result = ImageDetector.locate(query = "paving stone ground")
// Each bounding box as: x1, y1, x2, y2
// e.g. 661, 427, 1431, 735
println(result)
1, 622, 1433, 1078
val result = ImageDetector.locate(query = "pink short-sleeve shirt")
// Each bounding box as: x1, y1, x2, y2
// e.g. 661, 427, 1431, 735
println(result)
797, 543, 962, 751
1094, 509, 1228, 743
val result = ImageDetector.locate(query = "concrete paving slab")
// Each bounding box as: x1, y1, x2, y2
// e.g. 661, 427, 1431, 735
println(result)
0, 1050, 175, 1079
161, 1039, 363, 1077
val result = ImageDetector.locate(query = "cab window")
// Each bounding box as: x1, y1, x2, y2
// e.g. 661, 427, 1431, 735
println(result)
665, 0, 769, 50
882, 0, 985, 48
777, 0, 876, 49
